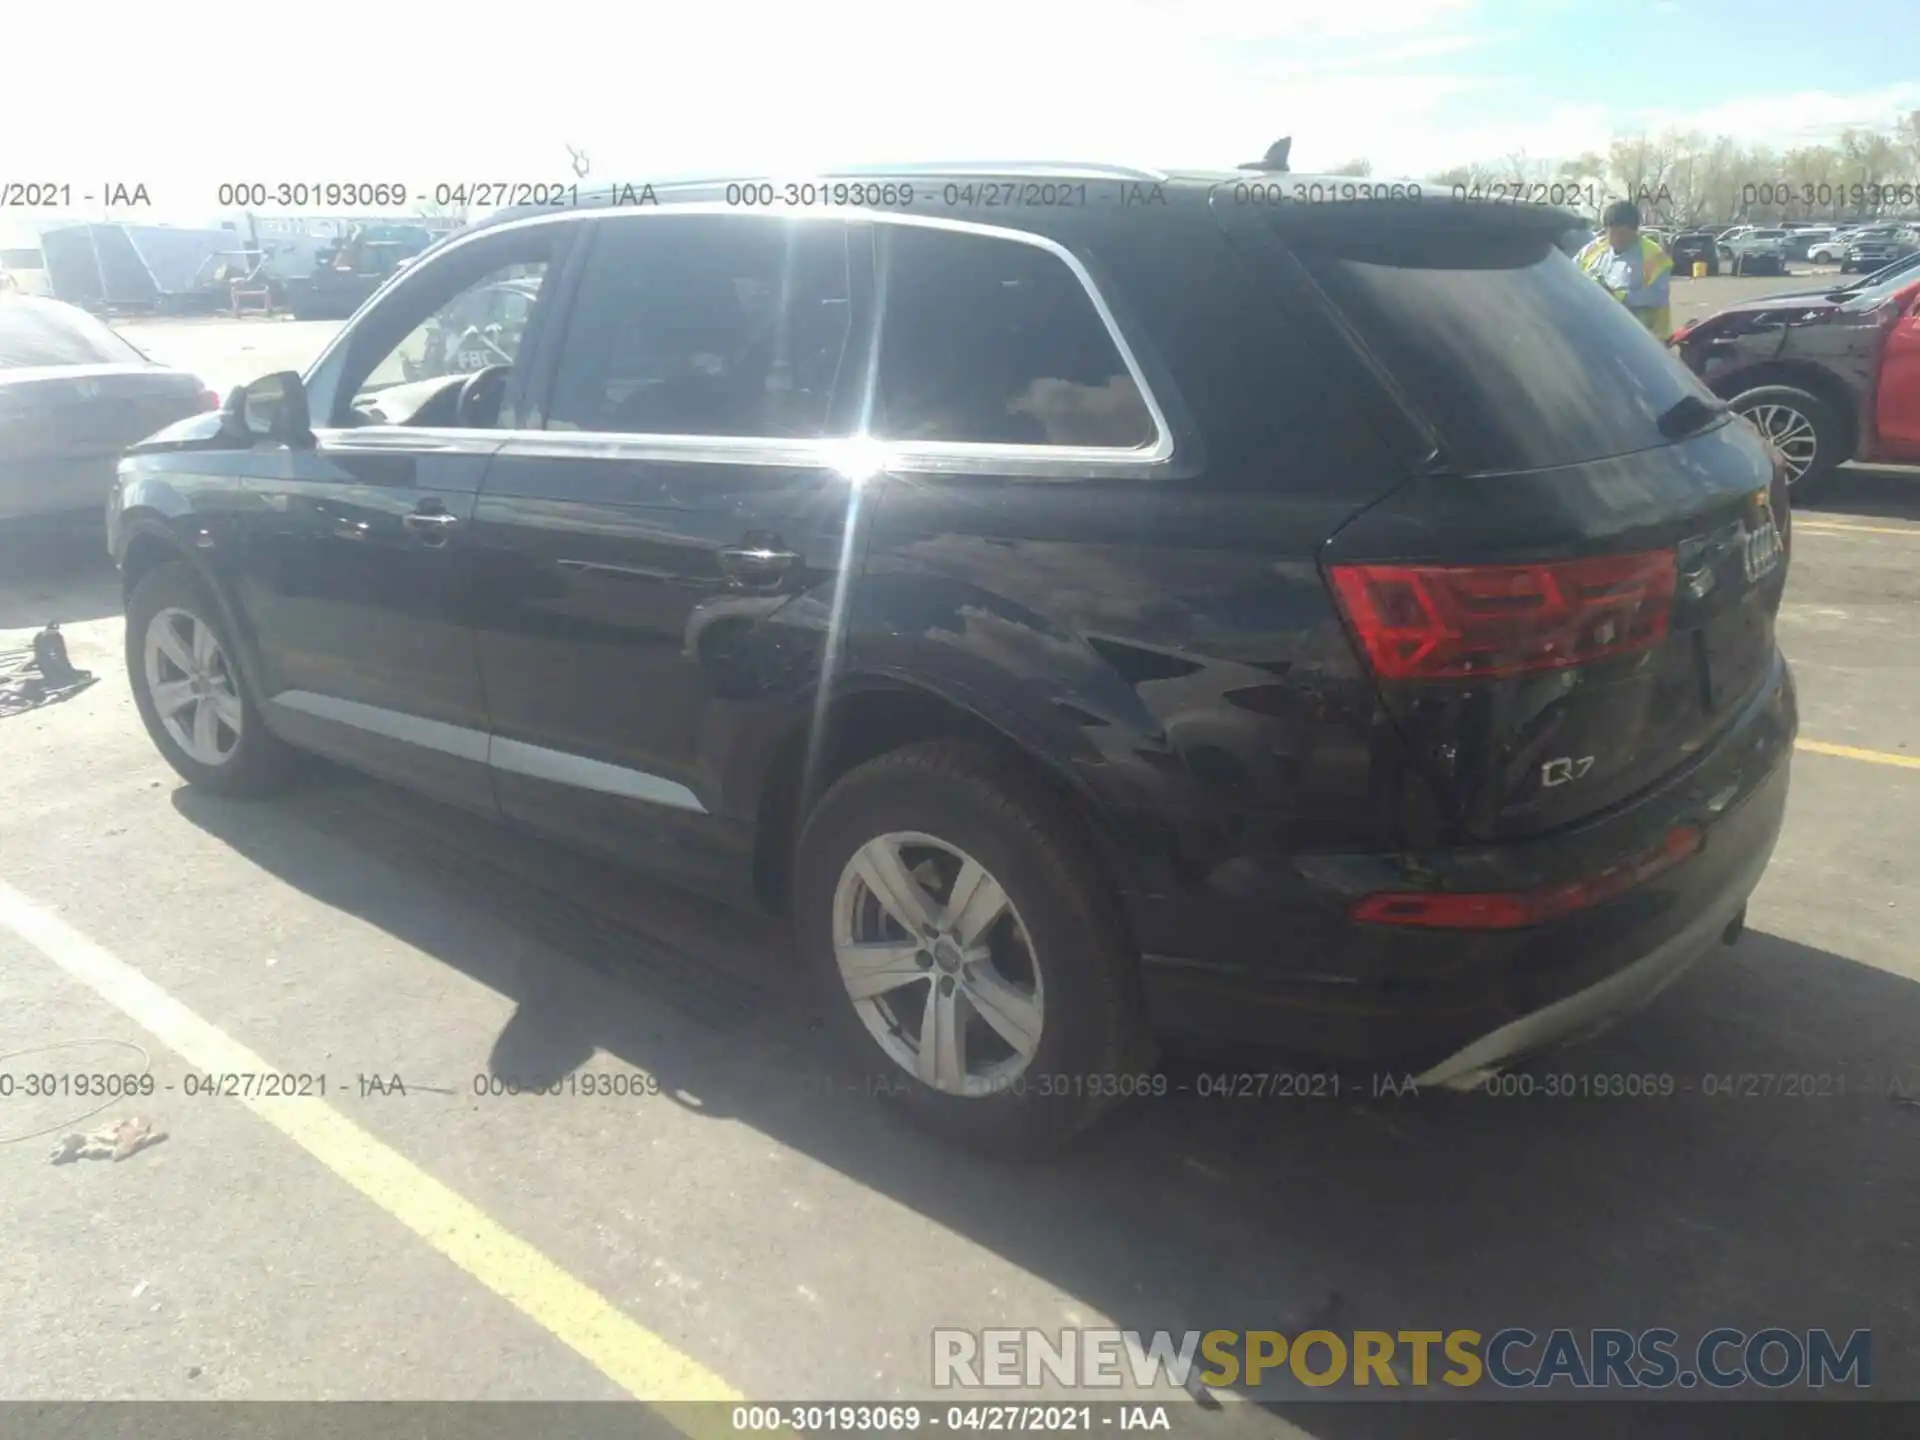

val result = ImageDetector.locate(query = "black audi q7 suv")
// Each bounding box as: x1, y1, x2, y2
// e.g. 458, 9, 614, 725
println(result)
108, 166, 1797, 1153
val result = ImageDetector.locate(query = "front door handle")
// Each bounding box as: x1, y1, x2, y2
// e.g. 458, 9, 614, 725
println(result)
718, 543, 797, 586
403, 507, 459, 545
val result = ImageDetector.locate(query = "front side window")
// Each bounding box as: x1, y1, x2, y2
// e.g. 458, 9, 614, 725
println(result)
872, 225, 1156, 449
545, 215, 854, 439
359, 262, 549, 394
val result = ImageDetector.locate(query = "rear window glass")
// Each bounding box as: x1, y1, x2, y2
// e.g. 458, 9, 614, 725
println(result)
1288, 226, 1714, 473
873, 225, 1157, 449
0, 297, 145, 368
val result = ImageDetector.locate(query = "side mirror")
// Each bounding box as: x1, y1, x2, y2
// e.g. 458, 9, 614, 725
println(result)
226, 370, 313, 447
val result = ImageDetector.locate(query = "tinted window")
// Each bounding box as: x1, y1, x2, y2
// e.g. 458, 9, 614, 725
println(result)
1094, 213, 1425, 491
546, 216, 853, 439
359, 264, 550, 396
873, 225, 1156, 448
0, 297, 145, 367
1289, 226, 1713, 473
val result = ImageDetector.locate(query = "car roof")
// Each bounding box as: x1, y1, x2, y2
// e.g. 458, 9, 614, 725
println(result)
460, 162, 1581, 236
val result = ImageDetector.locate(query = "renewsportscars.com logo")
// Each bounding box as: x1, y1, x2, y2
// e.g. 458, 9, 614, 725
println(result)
932, 1328, 1872, 1392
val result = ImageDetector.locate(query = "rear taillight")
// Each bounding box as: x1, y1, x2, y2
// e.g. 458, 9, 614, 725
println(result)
196, 387, 220, 412
1326, 550, 1677, 682
1352, 824, 1703, 930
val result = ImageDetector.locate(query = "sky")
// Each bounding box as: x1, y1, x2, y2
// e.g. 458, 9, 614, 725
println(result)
1, 0, 1916, 228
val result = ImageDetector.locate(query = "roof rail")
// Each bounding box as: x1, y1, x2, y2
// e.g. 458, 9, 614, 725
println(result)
820, 159, 1170, 182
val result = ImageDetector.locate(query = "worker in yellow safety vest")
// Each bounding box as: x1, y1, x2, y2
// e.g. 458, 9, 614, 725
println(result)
1576, 200, 1673, 340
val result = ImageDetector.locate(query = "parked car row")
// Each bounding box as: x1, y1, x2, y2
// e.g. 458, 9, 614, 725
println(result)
1725, 222, 1920, 271
1612, 222, 1920, 276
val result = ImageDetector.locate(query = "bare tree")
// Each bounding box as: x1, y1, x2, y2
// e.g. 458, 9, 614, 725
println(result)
1607, 131, 1687, 221
1897, 110, 1920, 181
1501, 147, 1554, 186
1428, 161, 1506, 189
1440, 112, 1920, 229
1328, 158, 1373, 177
415, 198, 471, 227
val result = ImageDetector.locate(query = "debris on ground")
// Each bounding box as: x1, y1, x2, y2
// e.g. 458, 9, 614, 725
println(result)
0, 626, 98, 720
31, 623, 91, 683
48, 1116, 168, 1165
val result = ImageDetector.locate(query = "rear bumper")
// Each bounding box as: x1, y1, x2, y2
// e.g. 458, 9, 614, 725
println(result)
1132, 652, 1796, 1075
1412, 849, 1759, 1089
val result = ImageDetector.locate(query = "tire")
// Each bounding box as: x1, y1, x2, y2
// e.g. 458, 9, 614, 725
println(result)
792, 739, 1153, 1157
1731, 384, 1845, 492
126, 560, 297, 796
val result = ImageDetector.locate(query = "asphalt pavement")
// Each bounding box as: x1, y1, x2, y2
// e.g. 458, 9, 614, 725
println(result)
3, 306, 1918, 1437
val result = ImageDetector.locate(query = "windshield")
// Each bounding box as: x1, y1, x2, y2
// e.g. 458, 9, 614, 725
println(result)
1288, 224, 1716, 473
0, 296, 146, 367
1837, 250, 1920, 301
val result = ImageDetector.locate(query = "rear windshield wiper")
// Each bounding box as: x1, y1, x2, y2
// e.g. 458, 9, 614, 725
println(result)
1656, 394, 1730, 440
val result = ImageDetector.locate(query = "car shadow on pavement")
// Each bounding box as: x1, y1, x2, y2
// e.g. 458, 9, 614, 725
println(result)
1799, 465, 1920, 523
170, 773, 1920, 1425
0, 526, 122, 631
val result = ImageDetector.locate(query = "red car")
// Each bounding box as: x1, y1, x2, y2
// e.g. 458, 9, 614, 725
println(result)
1671, 254, 1920, 489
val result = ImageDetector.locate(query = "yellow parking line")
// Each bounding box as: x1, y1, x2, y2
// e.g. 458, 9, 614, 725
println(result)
1797, 739, 1920, 770
0, 880, 743, 1425
1792, 520, 1920, 537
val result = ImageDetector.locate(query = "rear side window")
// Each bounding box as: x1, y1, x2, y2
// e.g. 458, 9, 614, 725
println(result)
1288, 226, 1713, 473
873, 225, 1157, 449
546, 215, 854, 439
0, 297, 145, 368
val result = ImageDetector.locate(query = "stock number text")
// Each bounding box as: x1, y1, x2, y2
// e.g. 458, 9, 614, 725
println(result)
1743, 182, 1918, 209
219, 182, 410, 209
0, 1072, 155, 1098
1234, 180, 1423, 205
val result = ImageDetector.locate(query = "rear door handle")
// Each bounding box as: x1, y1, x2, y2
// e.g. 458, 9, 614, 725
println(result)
718, 544, 797, 586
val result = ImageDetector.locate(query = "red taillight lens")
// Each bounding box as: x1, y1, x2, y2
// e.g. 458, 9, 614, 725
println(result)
196, 387, 220, 412
1326, 550, 1677, 682
1352, 825, 1703, 930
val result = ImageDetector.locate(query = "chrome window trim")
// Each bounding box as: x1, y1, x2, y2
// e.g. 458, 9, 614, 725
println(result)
310, 426, 507, 453
315, 203, 1179, 475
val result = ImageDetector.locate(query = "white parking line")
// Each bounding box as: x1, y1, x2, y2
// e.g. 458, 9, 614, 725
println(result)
0, 879, 744, 1426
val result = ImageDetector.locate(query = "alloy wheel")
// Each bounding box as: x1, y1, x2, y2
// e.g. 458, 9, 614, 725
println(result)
830, 832, 1044, 1097
143, 607, 243, 766
1743, 402, 1818, 485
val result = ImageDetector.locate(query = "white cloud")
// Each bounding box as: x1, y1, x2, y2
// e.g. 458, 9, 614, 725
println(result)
1631, 82, 1920, 149
3, 0, 1911, 222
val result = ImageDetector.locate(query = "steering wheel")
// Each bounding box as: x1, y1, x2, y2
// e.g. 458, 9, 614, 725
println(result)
454, 364, 512, 427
